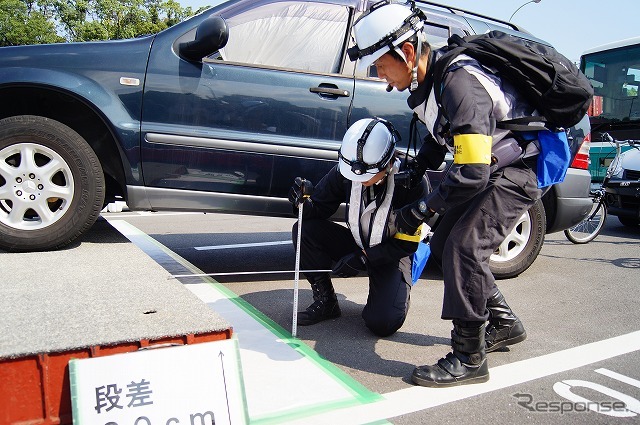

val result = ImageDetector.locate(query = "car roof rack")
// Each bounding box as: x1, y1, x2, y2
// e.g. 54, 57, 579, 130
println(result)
415, 1, 524, 32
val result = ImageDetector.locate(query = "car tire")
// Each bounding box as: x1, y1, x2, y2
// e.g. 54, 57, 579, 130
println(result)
618, 216, 639, 227
489, 199, 546, 280
0, 115, 105, 252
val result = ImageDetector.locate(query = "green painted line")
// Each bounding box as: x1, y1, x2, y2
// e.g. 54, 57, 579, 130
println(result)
205, 278, 380, 403
68, 359, 81, 425
108, 219, 385, 423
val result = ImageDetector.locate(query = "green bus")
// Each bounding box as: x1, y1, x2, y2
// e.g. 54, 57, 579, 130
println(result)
580, 36, 640, 182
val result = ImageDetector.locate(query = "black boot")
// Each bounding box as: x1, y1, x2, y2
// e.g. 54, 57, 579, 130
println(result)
485, 288, 526, 353
297, 275, 341, 326
412, 321, 489, 387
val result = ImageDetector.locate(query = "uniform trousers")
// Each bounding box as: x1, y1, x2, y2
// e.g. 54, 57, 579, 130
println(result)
293, 219, 412, 337
428, 161, 544, 322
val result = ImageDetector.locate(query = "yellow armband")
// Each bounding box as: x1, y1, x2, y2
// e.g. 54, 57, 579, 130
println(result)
453, 134, 492, 165
394, 224, 427, 242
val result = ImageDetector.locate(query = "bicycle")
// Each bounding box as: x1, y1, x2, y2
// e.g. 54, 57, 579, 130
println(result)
564, 133, 640, 243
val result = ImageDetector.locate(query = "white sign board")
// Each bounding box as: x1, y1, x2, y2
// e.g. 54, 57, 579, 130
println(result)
69, 338, 248, 425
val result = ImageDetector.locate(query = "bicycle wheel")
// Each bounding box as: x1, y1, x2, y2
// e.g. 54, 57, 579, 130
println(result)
564, 200, 607, 244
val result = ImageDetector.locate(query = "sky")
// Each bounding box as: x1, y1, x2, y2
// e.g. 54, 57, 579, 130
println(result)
178, 0, 638, 63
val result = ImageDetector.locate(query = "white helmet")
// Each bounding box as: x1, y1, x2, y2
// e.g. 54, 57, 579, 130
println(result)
339, 118, 398, 182
348, 1, 425, 73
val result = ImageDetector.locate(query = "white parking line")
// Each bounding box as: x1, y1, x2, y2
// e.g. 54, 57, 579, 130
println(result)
195, 240, 291, 251
595, 368, 640, 388
290, 330, 640, 423
102, 211, 202, 219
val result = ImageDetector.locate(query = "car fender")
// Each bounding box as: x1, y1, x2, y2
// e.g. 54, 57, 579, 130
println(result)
0, 67, 140, 141
0, 66, 147, 193
620, 147, 640, 172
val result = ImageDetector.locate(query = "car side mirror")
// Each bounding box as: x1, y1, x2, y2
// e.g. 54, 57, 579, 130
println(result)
179, 16, 229, 62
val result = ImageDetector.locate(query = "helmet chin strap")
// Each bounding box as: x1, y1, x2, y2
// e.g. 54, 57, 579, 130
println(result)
409, 31, 423, 92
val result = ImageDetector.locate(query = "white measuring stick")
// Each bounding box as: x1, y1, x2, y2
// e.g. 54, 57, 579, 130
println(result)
292, 200, 304, 338
169, 269, 331, 279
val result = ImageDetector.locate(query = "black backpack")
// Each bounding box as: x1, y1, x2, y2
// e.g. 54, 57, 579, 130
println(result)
432, 31, 594, 130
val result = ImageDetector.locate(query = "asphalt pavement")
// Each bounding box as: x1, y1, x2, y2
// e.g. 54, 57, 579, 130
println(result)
2, 210, 639, 424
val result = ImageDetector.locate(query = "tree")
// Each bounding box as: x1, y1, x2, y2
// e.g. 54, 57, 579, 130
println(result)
53, 0, 200, 41
0, 0, 202, 45
0, 0, 63, 46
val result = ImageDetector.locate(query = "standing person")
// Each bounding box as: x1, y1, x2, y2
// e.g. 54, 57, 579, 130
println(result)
349, 1, 541, 386
289, 117, 429, 337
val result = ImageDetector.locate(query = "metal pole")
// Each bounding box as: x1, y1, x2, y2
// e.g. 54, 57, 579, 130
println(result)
292, 201, 304, 338
509, 0, 541, 22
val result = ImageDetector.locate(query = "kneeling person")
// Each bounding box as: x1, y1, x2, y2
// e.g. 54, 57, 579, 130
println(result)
289, 118, 429, 337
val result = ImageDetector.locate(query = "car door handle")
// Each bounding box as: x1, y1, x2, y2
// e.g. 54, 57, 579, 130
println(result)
309, 86, 350, 97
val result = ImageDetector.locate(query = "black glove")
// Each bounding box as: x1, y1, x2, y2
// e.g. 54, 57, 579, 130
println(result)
395, 201, 434, 235
288, 177, 314, 208
407, 156, 427, 188
332, 252, 368, 278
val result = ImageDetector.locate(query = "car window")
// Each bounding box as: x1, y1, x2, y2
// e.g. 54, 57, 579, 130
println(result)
218, 1, 350, 73
425, 23, 451, 50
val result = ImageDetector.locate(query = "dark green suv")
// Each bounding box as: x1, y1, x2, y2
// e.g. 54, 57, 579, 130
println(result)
0, 0, 592, 278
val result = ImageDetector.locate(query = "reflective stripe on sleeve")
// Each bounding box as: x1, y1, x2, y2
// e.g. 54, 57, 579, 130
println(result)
453, 134, 492, 165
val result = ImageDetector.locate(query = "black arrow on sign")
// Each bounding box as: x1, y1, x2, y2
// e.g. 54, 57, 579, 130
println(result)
219, 350, 232, 423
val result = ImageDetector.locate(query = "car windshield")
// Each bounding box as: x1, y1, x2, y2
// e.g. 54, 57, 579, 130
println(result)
582, 42, 640, 124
